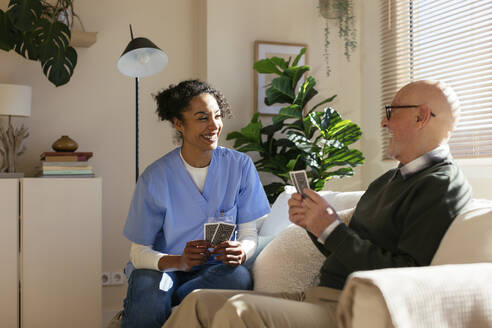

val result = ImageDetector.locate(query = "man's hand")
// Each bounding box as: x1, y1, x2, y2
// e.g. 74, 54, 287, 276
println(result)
288, 189, 341, 238
211, 241, 246, 267
177, 240, 211, 271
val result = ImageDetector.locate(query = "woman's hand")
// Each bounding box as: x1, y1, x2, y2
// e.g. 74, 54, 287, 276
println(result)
177, 240, 211, 271
211, 241, 246, 267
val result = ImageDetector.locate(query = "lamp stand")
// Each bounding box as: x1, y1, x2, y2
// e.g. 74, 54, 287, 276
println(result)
0, 116, 29, 176
117, 24, 168, 183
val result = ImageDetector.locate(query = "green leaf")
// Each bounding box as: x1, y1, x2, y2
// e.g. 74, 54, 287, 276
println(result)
7, 0, 42, 31
41, 44, 77, 86
253, 57, 287, 75
284, 65, 309, 89
292, 47, 306, 66
251, 112, 260, 123
278, 104, 302, 119
0, 9, 18, 51
321, 149, 364, 168
303, 115, 314, 137
287, 133, 314, 153
323, 167, 354, 179
270, 56, 288, 70
237, 144, 264, 153
272, 104, 301, 125
310, 178, 325, 191
265, 76, 295, 106
275, 138, 295, 149
261, 122, 283, 136
35, 19, 70, 61
226, 131, 245, 140
14, 28, 40, 59
232, 137, 254, 149
320, 107, 342, 130
239, 121, 262, 142
286, 155, 301, 171
294, 76, 317, 109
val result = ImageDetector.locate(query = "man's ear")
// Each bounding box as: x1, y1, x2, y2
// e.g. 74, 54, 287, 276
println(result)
173, 117, 184, 133
417, 105, 432, 126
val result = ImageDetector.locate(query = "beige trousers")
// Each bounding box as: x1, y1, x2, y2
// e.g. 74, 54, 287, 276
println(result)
163, 287, 341, 328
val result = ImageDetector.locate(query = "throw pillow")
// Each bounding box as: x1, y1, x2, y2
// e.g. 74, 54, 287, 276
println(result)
252, 224, 325, 293
431, 199, 492, 265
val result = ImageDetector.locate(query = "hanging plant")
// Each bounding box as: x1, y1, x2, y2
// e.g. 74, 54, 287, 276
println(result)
0, 0, 81, 86
318, 0, 357, 76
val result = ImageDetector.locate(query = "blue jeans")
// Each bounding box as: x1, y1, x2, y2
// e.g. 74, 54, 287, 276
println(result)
121, 263, 252, 328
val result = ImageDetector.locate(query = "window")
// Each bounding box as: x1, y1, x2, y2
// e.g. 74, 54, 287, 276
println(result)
380, 0, 492, 159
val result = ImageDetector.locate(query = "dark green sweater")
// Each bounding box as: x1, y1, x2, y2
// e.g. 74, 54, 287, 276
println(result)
310, 156, 472, 290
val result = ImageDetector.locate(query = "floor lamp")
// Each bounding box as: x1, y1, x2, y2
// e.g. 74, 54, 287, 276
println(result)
117, 25, 168, 182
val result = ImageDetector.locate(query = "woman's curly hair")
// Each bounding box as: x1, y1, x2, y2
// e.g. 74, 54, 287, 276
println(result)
154, 80, 231, 123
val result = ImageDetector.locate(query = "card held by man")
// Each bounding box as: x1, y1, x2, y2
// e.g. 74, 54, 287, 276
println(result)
290, 170, 309, 198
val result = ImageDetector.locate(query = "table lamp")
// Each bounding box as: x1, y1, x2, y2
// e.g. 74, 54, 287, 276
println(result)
117, 24, 168, 183
0, 84, 32, 176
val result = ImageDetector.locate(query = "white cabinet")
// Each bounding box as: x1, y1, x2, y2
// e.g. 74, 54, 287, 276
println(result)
0, 179, 19, 328
0, 178, 102, 328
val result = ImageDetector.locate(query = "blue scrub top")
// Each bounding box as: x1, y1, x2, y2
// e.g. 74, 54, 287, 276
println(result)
123, 147, 270, 256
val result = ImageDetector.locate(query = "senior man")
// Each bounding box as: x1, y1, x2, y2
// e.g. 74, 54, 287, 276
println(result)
163, 80, 472, 328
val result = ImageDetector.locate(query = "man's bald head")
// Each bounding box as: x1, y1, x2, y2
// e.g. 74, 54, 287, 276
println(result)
395, 80, 460, 141
382, 80, 461, 164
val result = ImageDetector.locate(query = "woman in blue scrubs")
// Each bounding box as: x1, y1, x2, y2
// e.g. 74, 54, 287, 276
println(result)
121, 80, 270, 327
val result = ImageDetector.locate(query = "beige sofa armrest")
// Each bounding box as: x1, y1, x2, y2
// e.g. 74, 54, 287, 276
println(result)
337, 263, 492, 328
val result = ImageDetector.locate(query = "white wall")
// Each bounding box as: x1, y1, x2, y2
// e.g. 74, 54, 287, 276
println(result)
207, 0, 363, 192
359, 0, 396, 189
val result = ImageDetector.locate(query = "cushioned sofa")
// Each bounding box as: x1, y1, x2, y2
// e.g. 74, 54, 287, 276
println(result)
249, 186, 492, 328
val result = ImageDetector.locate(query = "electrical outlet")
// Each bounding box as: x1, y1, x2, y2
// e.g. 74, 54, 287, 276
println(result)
110, 271, 126, 285
102, 272, 111, 286
102, 271, 126, 286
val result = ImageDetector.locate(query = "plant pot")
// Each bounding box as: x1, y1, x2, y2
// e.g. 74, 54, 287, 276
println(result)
319, 0, 338, 19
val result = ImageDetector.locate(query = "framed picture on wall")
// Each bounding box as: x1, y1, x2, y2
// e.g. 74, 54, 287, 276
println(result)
254, 41, 308, 115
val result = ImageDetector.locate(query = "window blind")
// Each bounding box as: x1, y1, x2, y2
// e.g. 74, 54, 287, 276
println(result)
380, 0, 492, 159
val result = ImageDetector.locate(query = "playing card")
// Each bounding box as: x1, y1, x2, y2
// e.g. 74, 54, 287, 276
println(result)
290, 170, 309, 197
211, 222, 236, 245
204, 223, 219, 243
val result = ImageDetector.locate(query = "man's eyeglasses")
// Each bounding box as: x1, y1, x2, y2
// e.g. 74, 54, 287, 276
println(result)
384, 105, 436, 120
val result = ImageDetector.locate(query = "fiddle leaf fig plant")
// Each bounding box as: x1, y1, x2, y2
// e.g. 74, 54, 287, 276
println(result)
0, 0, 78, 86
227, 48, 364, 202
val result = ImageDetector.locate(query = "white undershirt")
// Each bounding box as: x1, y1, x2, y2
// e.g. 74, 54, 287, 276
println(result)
130, 150, 259, 271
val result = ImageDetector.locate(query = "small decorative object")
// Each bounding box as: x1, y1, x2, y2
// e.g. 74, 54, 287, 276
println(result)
52, 135, 78, 152
254, 41, 307, 115
0, 84, 31, 176
318, 0, 357, 76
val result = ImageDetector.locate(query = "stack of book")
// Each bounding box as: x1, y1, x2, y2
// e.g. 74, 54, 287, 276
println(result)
39, 152, 95, 178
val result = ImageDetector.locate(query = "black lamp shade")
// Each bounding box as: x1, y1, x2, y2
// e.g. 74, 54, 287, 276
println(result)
117, 37, 168, 78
